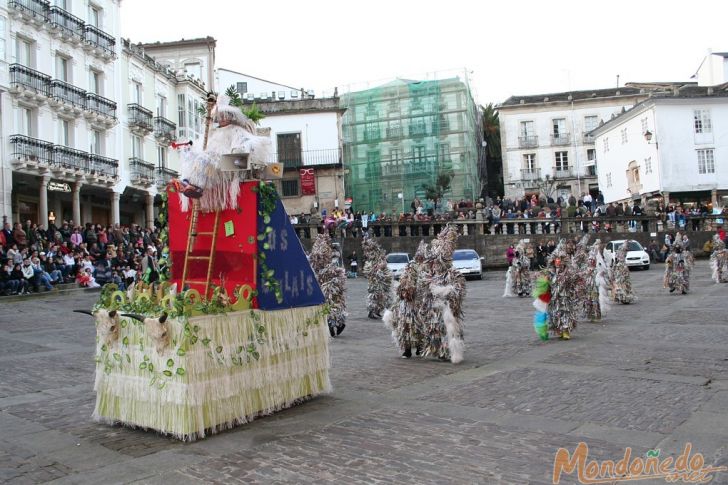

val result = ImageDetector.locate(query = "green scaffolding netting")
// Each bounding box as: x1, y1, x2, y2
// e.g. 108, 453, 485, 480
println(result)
340, 77, 483, 215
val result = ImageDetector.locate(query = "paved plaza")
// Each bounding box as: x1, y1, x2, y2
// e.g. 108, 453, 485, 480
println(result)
1, 261, 727, 484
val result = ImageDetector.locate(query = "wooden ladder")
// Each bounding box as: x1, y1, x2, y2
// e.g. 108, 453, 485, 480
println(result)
180, 200, 221, 297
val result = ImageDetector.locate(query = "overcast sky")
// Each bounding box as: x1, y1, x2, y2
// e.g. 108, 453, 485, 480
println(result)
121, 0, 728, 105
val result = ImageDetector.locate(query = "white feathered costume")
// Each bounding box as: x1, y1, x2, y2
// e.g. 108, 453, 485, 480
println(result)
179, 94, 272, 212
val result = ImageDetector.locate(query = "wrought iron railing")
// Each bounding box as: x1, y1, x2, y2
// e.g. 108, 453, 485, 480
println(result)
583, 134, 596, 144
128, 104, 153, 131
53, 145, 88, 171
553, 167, 574, 178
518, 136, 538, 148
386, 126, 403, 138
520, 168, 541, 181
551, 133, 571, 146
129, 158, 155, 182
9, 64, 51, 95
10, 135, 54, 165
88, 153, 118, 177
50, 79, 86, 108
86, 93, 117, 118
156, 167, 178, 184
272, 148, 341, 168
8, 0, 49, 20
409, 121, 427, 137
153, 117, 176, 140
48, 5, 84, 39
83, 25, 115, 56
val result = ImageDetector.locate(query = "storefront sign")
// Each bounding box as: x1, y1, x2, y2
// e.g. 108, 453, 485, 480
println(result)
48, 181, 71, 192
300, 169, 316, 195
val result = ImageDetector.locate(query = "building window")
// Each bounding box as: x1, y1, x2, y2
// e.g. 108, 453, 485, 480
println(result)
620, 128, 628, 144
89, 130, 103, 155
54, 0, 69, 8
18, 107, 34, 137
16, 37, 33, 67
156, 95, 167, 117
0, 17, 6, 61
130, 81, 142, 105
157, 146, 168, 168
523, 153, 536, 172
178, 94, 186, 128
58, 119, 71, 146
552, 118, 566, 136
438, 143, 451, 163
606, 173, 613, 188
277, 133, 302, 168
584, 115, 598, 132
554, 151, 568, 170
131, 135, 142, 159
644, 156, 652, 174
88, 4, 101, 28
89, 69, 102, 95
56, 55, 70, 82
281, 179, 299, 197
697, 149, 715, 174
236, 82, 247, 94
694, 109, 712, 134
587, 148, 596, 162
603, 137, 609, 153
641, 118, 649, 135
520, 120, 534, 137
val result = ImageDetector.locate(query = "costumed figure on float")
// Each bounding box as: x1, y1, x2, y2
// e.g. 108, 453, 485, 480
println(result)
611, 241, 636, 303
74, 91, 331, 440
362, 234, 393, 319
503, 239, 532, 297
710, 234, 728, 283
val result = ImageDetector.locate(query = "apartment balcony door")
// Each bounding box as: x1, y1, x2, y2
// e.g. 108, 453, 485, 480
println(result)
277, 133, 301, 168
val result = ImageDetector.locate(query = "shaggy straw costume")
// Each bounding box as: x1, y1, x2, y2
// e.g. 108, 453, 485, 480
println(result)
582, 240, 610, 321
546, 240, 579, 339
503, 239, 532, 297
179, 94, 272, 212
420, 226, 466, 363
362, 235, 393, 319
612, 241, 636, 303
663, 243, 690, 295
382, 243, 426, 358
710, 235, 728, 283
309, 233, 347, 336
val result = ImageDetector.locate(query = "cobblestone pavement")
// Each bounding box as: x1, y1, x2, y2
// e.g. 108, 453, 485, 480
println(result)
1, 261, 727, 484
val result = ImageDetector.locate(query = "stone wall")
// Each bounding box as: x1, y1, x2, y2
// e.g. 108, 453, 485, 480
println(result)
296, 219, 718, 269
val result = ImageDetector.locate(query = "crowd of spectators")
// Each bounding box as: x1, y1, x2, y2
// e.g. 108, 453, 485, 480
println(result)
292, 191, 726, 239
0, 219, 162, 296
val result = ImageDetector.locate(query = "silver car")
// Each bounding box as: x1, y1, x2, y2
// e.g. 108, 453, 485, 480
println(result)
452, 249, 484, 280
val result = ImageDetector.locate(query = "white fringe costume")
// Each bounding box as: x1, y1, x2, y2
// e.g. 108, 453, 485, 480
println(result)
710, 235, 728, 283
179, 94, 272, 212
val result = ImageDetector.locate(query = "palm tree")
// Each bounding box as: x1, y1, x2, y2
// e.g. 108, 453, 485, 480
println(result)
481, 103, 503, 197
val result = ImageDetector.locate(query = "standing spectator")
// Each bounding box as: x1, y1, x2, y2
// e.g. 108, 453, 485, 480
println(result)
347, 250, 358, 277
3, 222, 15, 248
506, 244, 515, 266
70, 228, 83, 248
13, 223, 27, 250
141, 246, 160, 284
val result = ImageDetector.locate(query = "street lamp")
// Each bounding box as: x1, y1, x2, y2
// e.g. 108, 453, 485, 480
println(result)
644, 130, 658, 148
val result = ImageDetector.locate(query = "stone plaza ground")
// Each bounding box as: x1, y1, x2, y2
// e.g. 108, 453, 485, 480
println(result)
1, 261, 727, 484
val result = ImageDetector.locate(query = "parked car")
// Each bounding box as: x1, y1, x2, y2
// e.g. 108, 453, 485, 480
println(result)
386, 253, 410, 279
603, 240, 650, 270
452, 249, 484, 280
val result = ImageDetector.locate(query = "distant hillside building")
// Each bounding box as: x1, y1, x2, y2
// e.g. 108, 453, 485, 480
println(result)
340, 77, 484, 214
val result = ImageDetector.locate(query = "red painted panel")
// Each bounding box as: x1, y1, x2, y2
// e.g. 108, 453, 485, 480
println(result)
167, 181, 259, 303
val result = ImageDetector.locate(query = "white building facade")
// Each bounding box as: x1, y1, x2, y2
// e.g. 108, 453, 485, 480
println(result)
118, 39, 206, 227
2, 0, 121, 228
694, 50, 728, 87
216, 68, 314, 103
591, 84, 728, 207
498, 88, 648, 202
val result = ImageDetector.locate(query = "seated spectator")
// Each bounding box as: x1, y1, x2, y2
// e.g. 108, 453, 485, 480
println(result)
31, 257, 55, 291
77, 267, 100, 288
10, 263, 30, 295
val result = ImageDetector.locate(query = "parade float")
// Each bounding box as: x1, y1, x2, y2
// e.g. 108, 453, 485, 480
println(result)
78, 92, 331, 440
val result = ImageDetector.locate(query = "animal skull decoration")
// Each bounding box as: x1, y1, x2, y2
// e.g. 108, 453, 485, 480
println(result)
74, 309, 120, 347
121, 312, 170, 354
